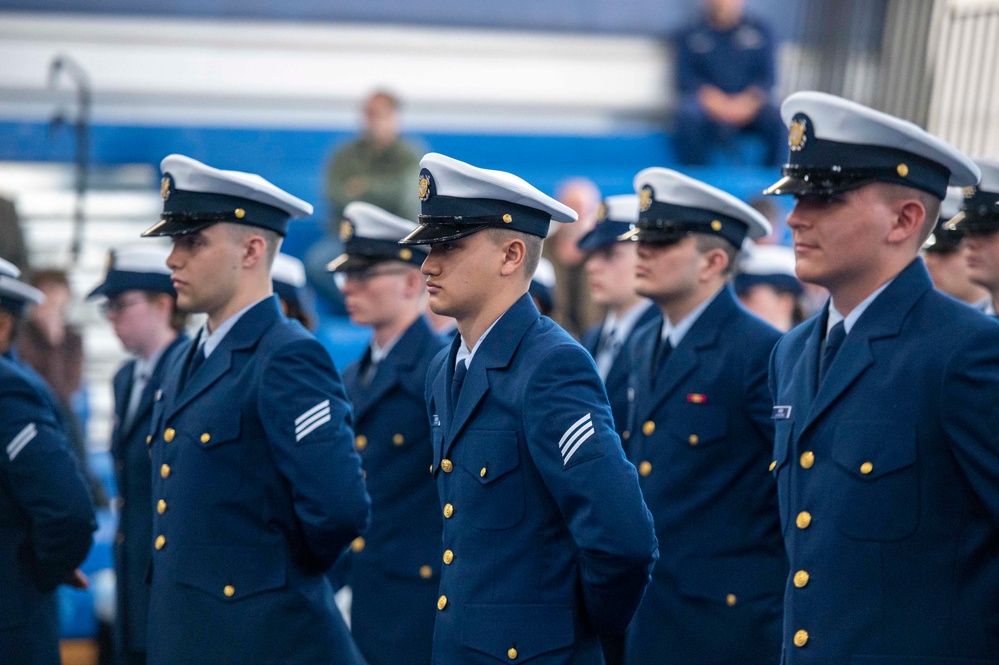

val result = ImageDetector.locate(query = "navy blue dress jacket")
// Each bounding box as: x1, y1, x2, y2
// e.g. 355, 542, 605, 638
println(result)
623, 285, 786, 665
0, 355, 95, 665
426, 294, 658, 665
145, 296, 370, 665
769, 259, 999, 664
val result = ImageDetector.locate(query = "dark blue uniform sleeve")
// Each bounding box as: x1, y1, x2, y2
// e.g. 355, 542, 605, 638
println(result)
1, 382, 96, 591
258, 338, 371, 568
942, 327, 999, 527
523, 343, 658, 635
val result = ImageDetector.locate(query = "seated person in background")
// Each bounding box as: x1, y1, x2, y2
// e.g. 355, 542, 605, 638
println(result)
306, 91, 422, 312
272, 253, 318, 331
578, 195, 659, 440
923, 187, 990, 310
673, 0, 785, 166
735, 242, 805, 332
529, 258, 557, 317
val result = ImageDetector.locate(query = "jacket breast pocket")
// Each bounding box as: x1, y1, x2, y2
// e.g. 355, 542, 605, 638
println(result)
460, 604, 575, 663
457, 430, 525, 531
194, 412, 241, 449
668, 405, 729, 449
175, 544, 286, 600
830, 420, 919, 541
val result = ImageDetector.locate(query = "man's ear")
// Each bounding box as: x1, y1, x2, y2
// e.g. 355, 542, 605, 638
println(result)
499, 237, 527, 278
886, 198, 926, 245
699, 247, 730, 282
242, 234, 269, 268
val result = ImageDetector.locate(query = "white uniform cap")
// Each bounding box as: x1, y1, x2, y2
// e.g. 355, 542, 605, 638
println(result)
144, 154, 313, 238
400, 153, 577, 244
0, 257, 45, 309
272, 253, 307, 289
624, 168, 771, 246
328, 201, 426, 272
87, 245, 174, 299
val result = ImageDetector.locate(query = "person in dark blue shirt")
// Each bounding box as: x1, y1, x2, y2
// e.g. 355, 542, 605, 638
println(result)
327, 201, 445, 665
87, 246, 189, 665
674, 0, 785, 165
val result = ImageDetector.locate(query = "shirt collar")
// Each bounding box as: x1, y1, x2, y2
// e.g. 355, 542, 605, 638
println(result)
199, 296, 270, 359
827, 279, 894, 335
370, 330, 405, 364
456, 316, 502, 370
133, 344, 167, 381
661, 287, 723, 347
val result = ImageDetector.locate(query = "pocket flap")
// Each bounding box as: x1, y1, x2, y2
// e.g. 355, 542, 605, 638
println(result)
461, 604, 574, 662
831, 420, 916, 479
668, 405, 728, 446
459, 430, 520, 485
196, 412, 241, 448
676, 553, 787, 603
175, 545, 286, 600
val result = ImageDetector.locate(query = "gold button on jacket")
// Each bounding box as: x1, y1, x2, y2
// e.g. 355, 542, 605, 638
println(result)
725, 593, 737, 606
351, 537, 365, 552
392, 433, 405, 446
355, 435, 367, 450
163, 428, 175, 443
796, 511, 812, 529
437, 595, 448, 610
638, 461, 652, 477
507, 647, 518, 660
860, 461, 873, 474
157, 499, 167, 515
443, 503, 454, 518
688, 434, 699, 446
443, 549, 454, 564
441, 459, 453, 473
419, 565, 433, 579
800, 451, 815, 469
793, 570, 809, 588
223, 585, 235, 597
642, 421, 655, 436
155, 535, 166, 550
160, 464, 171, 479
768, 460, 777, 472
793, 629, 809, 647
200, 432, 211, 444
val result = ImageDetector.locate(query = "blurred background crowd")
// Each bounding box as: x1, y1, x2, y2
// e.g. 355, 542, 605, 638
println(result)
0, 0, 997, 661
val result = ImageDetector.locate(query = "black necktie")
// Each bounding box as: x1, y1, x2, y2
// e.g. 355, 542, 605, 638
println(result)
451, 359, 468, 409
819, 320, 846, 384
184, 344, 206, 388
361, 355, 379, 387
653, 338, 673, 387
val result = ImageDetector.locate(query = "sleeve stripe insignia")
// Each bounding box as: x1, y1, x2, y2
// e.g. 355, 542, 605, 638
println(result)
295, 400, 332, 442
559, 413, 594, 465
295, 399, 330, 426
6, 422, 37, 461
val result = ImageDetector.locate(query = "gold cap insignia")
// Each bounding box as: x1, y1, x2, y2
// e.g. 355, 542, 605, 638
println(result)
502, 213, 512, 223
788, 118, 807, 152
596, 203, 607, 222
234, 208, 246, 219
710, 220, 723, 231
896, 163, 909, 177
639, 186, 653, 212
399, 248, 413, 260
339, 220, 354, 241
418, 174, 431, 201
160, 176, 171, 200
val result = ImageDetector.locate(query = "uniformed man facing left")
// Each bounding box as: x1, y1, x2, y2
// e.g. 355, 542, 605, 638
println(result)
955, 159, 999, 316
140, 155, 370, 665
86, 246, 189, 665
400, 153, 658, 665
0, 257, 96, 665
328, 201, 446, 665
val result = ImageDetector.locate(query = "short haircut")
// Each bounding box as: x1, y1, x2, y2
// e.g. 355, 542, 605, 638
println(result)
367, 89, 401, 111
694, 233, 739, 276
486, 228, 543, 280
878, 183, 941, 244
226, 224, 283, 268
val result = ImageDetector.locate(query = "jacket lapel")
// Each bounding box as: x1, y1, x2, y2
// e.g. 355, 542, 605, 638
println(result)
111, 362, 133, 456
351, 318, 431, 421
798, 259, 933, 436
443, 294, 538, 456
169, 297, 280, 417
121, 333, 189, 441
634, 287, 734, 423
